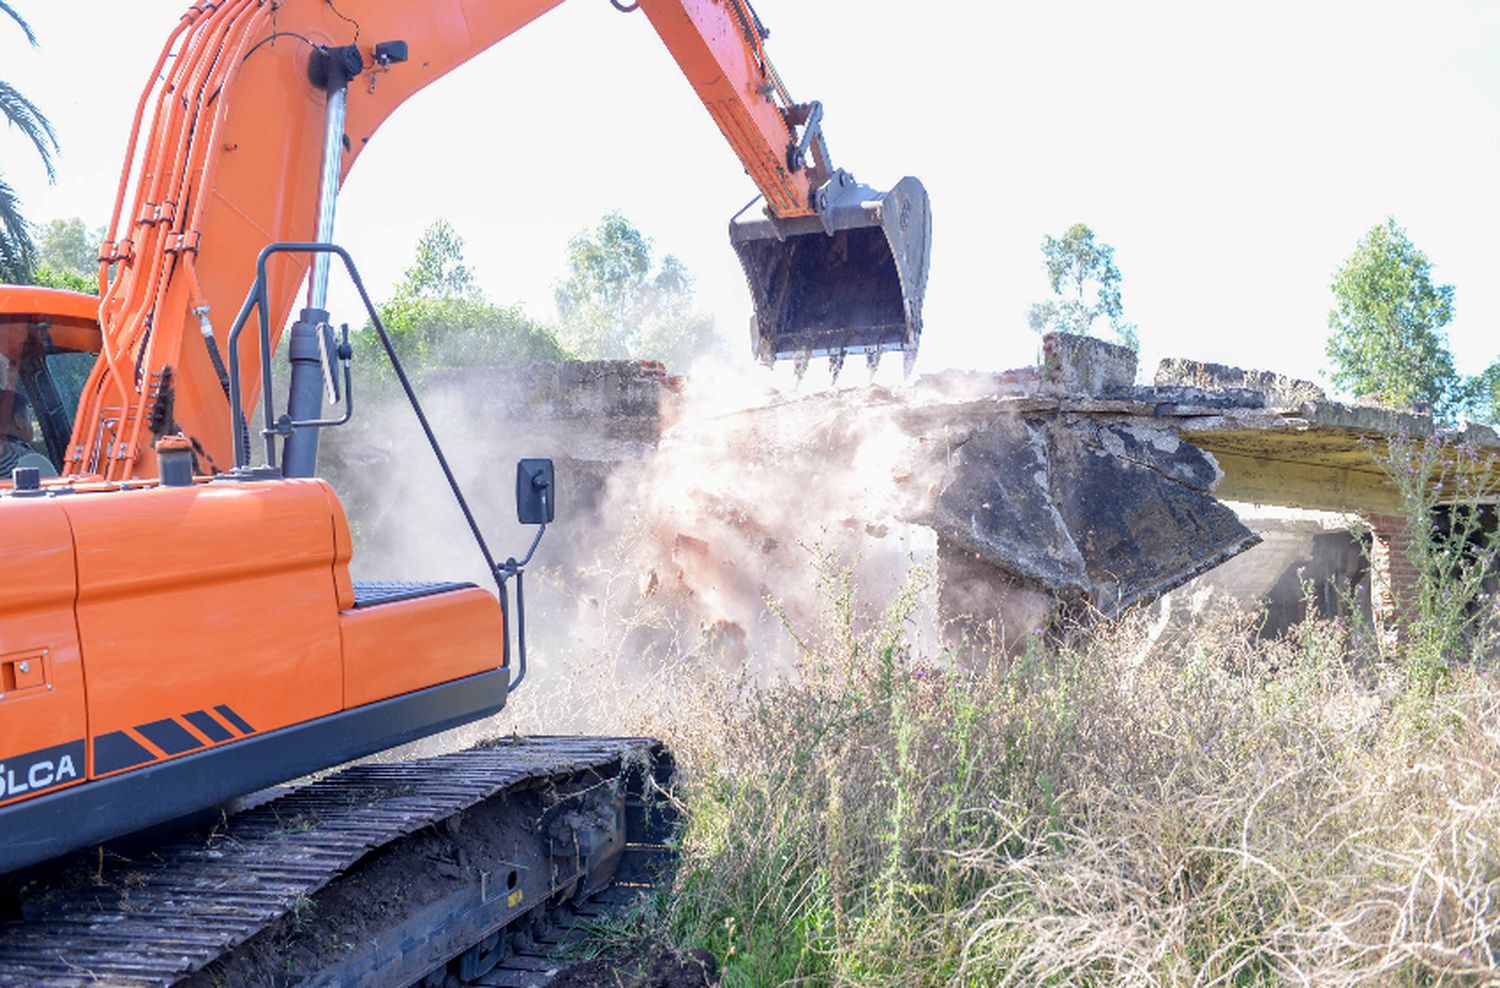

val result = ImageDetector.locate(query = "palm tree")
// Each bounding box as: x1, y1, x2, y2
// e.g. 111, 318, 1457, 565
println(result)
0, 1, 58, 283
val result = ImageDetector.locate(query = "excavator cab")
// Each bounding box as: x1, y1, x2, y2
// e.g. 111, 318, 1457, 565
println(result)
733, 173, 930, 377
0, 287, 103, 477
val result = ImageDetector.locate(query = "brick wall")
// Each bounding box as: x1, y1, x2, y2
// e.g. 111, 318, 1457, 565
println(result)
1366, 513, 1421, 642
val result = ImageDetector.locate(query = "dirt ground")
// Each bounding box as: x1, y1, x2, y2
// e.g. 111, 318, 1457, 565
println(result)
550, 944, 718, 988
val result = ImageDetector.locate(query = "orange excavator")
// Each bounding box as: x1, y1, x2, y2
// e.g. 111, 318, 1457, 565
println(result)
0, 0, 927, 983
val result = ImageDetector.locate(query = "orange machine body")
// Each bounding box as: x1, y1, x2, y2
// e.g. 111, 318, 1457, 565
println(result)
0, 286, 102, 337
1, 479, 503, 810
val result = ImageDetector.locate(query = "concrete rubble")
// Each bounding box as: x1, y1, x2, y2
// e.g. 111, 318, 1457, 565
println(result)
398, 335, 1498, 650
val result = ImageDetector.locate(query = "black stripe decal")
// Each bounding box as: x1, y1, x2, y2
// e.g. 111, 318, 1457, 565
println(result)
214, 704, 255, 735
183, 709, 233, 743
2, 670, 508, 876
94, 731, 157, 775
135, 718, 205, 756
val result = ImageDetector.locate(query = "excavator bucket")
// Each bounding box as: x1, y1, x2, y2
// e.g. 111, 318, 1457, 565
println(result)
732, 175, 931, 377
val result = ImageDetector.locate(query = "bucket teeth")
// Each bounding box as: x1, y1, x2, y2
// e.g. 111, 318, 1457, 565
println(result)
793, 350, 811, 384
866, 349, 882, 377
903, 348, 918, 379
829, 349, 845, 385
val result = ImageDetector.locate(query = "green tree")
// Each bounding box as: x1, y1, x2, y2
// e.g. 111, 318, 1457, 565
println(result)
1460, 360, 1499, 425
30, 216, 102, 293
37, 216, 100, 275
396, 218, 478, 300
370, 220, 567, 380
554, 212, 725, 369
1027, 223, 1138, 349
1325, 218, 1460, 416
0, 2, 58, 283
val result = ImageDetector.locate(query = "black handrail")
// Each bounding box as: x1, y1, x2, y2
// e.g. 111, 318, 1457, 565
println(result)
224, 241, 526, 692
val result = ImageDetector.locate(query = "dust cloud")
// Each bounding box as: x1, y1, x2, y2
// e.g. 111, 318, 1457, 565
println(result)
325, 356, 942, 740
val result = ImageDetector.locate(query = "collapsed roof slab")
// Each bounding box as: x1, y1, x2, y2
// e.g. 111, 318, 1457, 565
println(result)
1155, 358, 1500, 514
394, 337, 1494, 641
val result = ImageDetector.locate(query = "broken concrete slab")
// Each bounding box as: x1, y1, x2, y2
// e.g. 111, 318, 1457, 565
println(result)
920, 404, 1255, 620
1153, 353, 1499, 512
1043, 417, 1259, 614
930, 415, 1089, 596
1042, 333, 1138, 395
347, 332, 1494, 657
1156, 358, 1326, 409
1091, 420, 1223, 492
1123, 384, 1267, 411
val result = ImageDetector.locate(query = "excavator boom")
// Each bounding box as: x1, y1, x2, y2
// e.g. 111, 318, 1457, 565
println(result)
65, 0, 929, 484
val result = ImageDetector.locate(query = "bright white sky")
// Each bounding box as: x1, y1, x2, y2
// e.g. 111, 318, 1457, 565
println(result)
4, 0, 1498, 389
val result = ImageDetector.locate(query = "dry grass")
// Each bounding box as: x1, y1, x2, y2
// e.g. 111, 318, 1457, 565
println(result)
616, 556, 1500, 987
475, 435, 1500, 986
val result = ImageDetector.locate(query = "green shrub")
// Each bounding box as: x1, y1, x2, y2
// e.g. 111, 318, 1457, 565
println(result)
1375, 434, 1499, 702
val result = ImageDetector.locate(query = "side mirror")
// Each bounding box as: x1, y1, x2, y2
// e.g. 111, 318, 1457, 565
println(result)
505, 458, 555, 696
516, 458, 555, 526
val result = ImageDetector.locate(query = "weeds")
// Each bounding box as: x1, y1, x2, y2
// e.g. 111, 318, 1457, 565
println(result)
472, 420, 1500, 985
627, 445, 1500, 984
1375, 434, 1499, 703
289, 894, 317, 934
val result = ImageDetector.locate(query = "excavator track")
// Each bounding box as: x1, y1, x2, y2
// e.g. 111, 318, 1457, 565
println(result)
0, 736, 677, 987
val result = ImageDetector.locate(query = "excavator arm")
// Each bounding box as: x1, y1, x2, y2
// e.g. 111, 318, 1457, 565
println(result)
642, 0, 828, 220
63, 0, 929, 483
